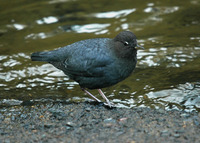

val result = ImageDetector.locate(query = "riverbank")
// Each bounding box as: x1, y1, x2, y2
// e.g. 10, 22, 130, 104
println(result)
0, 101, 199, 143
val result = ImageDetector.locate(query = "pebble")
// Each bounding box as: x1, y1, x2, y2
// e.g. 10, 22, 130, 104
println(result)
161, 130, 169, 136
66, 122, 76, 127
104, 118, 115, 123
85, 107, 91, 112
180, 113, 190, 118
173, 133, 180, 138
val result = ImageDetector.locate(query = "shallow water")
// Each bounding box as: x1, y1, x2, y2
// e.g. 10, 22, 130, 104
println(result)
0, 0, 200, 112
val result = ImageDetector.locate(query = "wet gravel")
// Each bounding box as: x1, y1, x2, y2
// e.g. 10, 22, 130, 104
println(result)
0, 101, 200, 143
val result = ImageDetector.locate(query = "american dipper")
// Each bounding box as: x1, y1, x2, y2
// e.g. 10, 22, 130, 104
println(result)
31, 31, 143, 107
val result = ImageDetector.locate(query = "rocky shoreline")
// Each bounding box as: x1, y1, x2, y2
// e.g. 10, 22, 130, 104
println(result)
0, 102, 200, 143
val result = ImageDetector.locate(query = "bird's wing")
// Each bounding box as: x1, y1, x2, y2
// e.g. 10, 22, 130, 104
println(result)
50, 38, 114, 78
62, 56, 112, 77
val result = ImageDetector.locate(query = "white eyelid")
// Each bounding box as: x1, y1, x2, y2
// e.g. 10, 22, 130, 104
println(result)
124, 41, 129, 45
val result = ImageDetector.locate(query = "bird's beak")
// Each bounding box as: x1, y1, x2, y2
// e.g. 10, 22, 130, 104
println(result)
136, 44, 144, 49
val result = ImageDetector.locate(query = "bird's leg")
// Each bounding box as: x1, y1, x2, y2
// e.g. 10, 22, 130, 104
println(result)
81, 88, 102, 103
97, 89, 112, 107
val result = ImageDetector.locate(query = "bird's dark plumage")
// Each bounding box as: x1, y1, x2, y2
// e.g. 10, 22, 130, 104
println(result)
31, 31, 141, 107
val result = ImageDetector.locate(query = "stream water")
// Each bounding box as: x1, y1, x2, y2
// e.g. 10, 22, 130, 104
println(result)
0, 0, 200, 112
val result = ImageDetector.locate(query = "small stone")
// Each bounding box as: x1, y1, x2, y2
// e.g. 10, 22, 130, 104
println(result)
4, 118, 11, 123
85, 107, 91, 112
193, 120, 199, 126
176, 130, 185, 133
161, 130, 168, 133
11, 116, 15, 121
42, 134, 46, 138
44, 124, 53, 128
66, 122, 76, 127
161, 130, 169, 136
174, 133, 180, 138
104, 118, 114, 123
180, 113, 190, 118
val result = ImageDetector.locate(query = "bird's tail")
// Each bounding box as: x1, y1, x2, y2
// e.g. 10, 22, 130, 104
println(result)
31, 51, 56, 62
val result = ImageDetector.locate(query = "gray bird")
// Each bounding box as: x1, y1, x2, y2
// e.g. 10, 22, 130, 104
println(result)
31, 31, 143, 107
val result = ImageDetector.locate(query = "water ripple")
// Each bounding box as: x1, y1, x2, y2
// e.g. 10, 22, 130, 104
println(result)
70, 23, 110, 33
146, 82, 200, 112
93, 8, 136, 19
36, 16, 58, 25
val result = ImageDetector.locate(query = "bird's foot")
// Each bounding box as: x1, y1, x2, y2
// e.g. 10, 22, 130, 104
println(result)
103, 102, 115, 108
97, 89, 115, 108
81, 88, 115, 108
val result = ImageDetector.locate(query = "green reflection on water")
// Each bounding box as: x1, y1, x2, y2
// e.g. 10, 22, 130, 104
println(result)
0, 0, 200, 111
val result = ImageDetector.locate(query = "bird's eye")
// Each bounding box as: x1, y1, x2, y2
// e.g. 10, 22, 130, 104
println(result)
124, 41, 129, 46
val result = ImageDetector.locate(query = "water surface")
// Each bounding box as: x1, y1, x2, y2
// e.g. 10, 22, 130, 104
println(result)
0, 0, 200, 112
